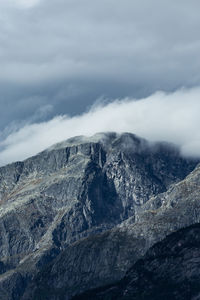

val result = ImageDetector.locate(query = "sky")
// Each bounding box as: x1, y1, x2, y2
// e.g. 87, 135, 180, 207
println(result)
0, 0, 200, 165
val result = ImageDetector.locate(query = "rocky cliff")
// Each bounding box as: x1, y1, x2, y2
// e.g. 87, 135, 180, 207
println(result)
74, 223, 200, 300
0, 132, 198, 299
23, 162, 200, 300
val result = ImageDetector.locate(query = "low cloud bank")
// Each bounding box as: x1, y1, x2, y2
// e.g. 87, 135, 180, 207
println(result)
0, 87, 200, 166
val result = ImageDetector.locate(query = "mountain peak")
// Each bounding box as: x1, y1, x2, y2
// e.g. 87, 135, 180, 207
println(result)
0, 132, 199, 300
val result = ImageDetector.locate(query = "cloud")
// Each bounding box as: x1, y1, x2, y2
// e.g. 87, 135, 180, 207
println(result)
0, 0, 200, 132
10, 0, 41, 8
2, 0, 200, 86
0, 87, 200, 166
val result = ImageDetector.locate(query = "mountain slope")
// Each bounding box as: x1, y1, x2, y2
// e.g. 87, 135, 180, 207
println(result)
74, 223, 200, 300
22, 162, 200, 299
0, 132, 198, 299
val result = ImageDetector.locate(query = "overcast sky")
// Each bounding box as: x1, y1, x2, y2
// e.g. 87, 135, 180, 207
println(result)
0, 0, 200, 164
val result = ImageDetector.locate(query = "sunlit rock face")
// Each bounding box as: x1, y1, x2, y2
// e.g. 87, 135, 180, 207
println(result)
0, 132, 198, 300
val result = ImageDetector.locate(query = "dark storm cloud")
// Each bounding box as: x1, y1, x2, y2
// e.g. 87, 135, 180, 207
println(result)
0, 0, 200, 155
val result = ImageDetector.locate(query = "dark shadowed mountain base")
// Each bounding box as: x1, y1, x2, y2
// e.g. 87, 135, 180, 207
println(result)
74, 223, 200, 300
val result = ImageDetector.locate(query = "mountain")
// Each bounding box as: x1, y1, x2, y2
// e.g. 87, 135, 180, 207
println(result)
74, 223, 200, 300
23, 161, 200, 300
0, 132, 198, 300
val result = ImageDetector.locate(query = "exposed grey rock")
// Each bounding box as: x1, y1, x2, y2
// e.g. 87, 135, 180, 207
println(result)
74, 223, 200, 300
22, 162, 200, 300
0, 132, 198, 299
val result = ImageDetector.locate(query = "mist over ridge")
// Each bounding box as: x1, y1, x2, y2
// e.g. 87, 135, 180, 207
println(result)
0, 87, 200, 166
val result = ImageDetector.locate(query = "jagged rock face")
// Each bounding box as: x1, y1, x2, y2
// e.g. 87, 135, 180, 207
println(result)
0, 132, 198, 300
73, 223, 200, 300
22, 163, 200, 300
0, 133, 196, 264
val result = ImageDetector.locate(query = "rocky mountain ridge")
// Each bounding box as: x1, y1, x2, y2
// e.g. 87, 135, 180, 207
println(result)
0, 132, 199, 299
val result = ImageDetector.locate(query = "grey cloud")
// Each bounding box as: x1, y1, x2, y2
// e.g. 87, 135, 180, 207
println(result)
0, 0, 200, 132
